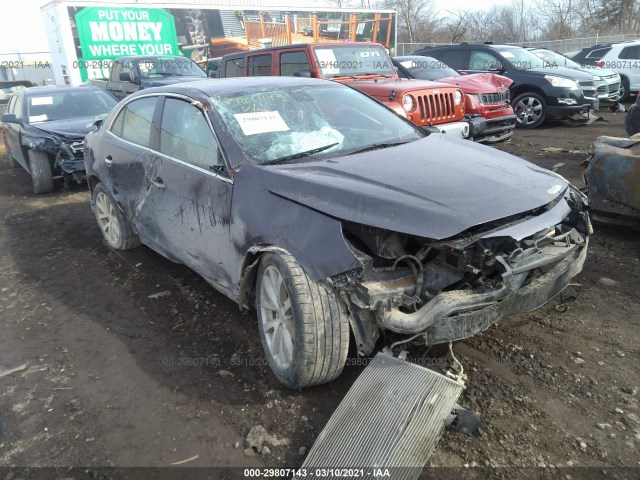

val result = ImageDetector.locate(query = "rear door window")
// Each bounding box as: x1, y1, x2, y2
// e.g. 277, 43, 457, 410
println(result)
248, 54, 272, 76
111, 97, 157, 147
436, 49, 467, 70
619, 45, 640, 60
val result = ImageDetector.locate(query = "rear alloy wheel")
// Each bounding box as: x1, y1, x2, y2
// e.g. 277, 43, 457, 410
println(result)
92, 182, 140, 250
619, 77, 630, 103
513, 92, 547, 129
256, 251, 350, 389
28, 150, 54, 194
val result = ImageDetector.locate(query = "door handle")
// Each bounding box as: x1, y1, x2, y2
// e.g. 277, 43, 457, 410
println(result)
150, 176, 166, 190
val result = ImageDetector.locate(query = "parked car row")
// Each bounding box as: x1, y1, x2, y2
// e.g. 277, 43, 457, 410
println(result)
569, 39, 640, 101
412, 42, 597, 129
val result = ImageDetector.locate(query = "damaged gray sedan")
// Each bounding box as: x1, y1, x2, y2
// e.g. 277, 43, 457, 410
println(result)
84, 77, 591, 389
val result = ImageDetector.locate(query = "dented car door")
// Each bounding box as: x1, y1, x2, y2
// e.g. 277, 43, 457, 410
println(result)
97, 95, 160, 244
142, 95, 235, 294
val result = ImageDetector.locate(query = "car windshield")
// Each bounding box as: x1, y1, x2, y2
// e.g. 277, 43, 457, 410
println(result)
137, 57, 206, 78
26, 89, 117, 124
495, 47, 548, 70
532, 49, 582, 69
312, 45, 396, 78
211, 84, 424, 165
395, 57, 459, 80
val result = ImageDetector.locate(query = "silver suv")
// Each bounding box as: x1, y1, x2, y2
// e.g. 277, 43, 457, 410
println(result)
571, 40, 640, 101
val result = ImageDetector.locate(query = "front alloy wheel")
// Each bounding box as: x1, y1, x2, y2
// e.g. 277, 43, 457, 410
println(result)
513, 93, 546, 129
259, 265, 295, 369
255, 251, 350, 389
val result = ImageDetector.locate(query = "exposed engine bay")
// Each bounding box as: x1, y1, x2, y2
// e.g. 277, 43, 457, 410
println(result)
331, 186, 591, 355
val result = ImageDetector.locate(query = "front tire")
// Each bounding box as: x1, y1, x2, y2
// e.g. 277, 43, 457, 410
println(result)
619, 76, 631, 103
512, 92, 547, 129
92, 182, 140, 250
256, 251, 350, 389
28, 150, 53, 194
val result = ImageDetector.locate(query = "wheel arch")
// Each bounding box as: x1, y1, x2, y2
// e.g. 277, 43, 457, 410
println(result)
87, 175, 101, 195
510, 85, 547, 103
238, 244, 294, 312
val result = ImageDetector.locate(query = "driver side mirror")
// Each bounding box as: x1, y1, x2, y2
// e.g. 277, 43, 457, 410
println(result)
293, 69, 312, 78
119, 72, 136, 83
0, 113, 20, 125
489, 63, 505, 72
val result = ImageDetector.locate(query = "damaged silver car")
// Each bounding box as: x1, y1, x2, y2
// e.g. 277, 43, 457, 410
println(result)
84, 77, 591, 389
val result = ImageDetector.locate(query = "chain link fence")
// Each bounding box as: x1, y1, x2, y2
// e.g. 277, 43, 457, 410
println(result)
397, 34, 639, 56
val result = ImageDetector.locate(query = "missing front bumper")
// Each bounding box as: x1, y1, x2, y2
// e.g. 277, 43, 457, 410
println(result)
377, 238, 588, 343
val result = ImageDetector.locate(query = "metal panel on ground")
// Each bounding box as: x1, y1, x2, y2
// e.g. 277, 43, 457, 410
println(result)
299, 353, 464, 480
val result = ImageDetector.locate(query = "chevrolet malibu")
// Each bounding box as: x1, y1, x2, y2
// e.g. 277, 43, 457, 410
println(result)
84, 77, 591, 389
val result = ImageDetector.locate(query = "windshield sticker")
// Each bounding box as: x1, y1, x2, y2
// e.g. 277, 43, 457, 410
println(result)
234, 111, 290, 136
31, 96, 54, 106
501, 51, 515, 58
29, 114, 48, 122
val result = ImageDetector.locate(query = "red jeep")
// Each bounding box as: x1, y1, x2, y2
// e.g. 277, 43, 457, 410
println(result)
393, 56, 516, 143
220, 42, 484, 139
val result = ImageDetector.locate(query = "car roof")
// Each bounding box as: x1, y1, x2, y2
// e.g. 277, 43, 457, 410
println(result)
22, 85, 104, 96
135, 76, 341, 97
393, 55, 437, 61
222, 42, 384, 58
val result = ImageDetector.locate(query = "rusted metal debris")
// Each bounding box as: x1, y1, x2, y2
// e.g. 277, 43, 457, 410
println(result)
583, 134, 640, 225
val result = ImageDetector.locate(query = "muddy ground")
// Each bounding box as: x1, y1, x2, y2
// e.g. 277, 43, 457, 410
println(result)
0, 108, 638, 479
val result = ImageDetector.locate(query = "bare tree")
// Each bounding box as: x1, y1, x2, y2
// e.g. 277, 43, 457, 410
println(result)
442, 9, 470, 43
380, 0, 438, 43
534, 0, 579, 40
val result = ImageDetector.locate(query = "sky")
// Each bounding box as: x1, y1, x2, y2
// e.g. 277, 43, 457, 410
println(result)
0, 0, 511, 59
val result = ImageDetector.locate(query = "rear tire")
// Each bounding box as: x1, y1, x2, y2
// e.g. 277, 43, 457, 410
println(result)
256, 251, 350, 389
92, 182, 140, 250
28, 150, 54, 194
512, 92, 547, 129
619, 77, 631, 103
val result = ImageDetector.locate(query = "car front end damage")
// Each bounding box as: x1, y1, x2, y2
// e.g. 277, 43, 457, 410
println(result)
465, 91, 516, 143
329, 187, 591, 355
22, 128, 87, 184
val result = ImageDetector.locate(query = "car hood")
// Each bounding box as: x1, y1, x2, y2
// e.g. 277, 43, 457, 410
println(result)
527, 66, 592, 80
436, 73, 512, 94
28, 117, 96, 139
262, 134, 568, 240
337, 76, 455, 94
142, 75, 207, 87
584, 67, 618, 78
